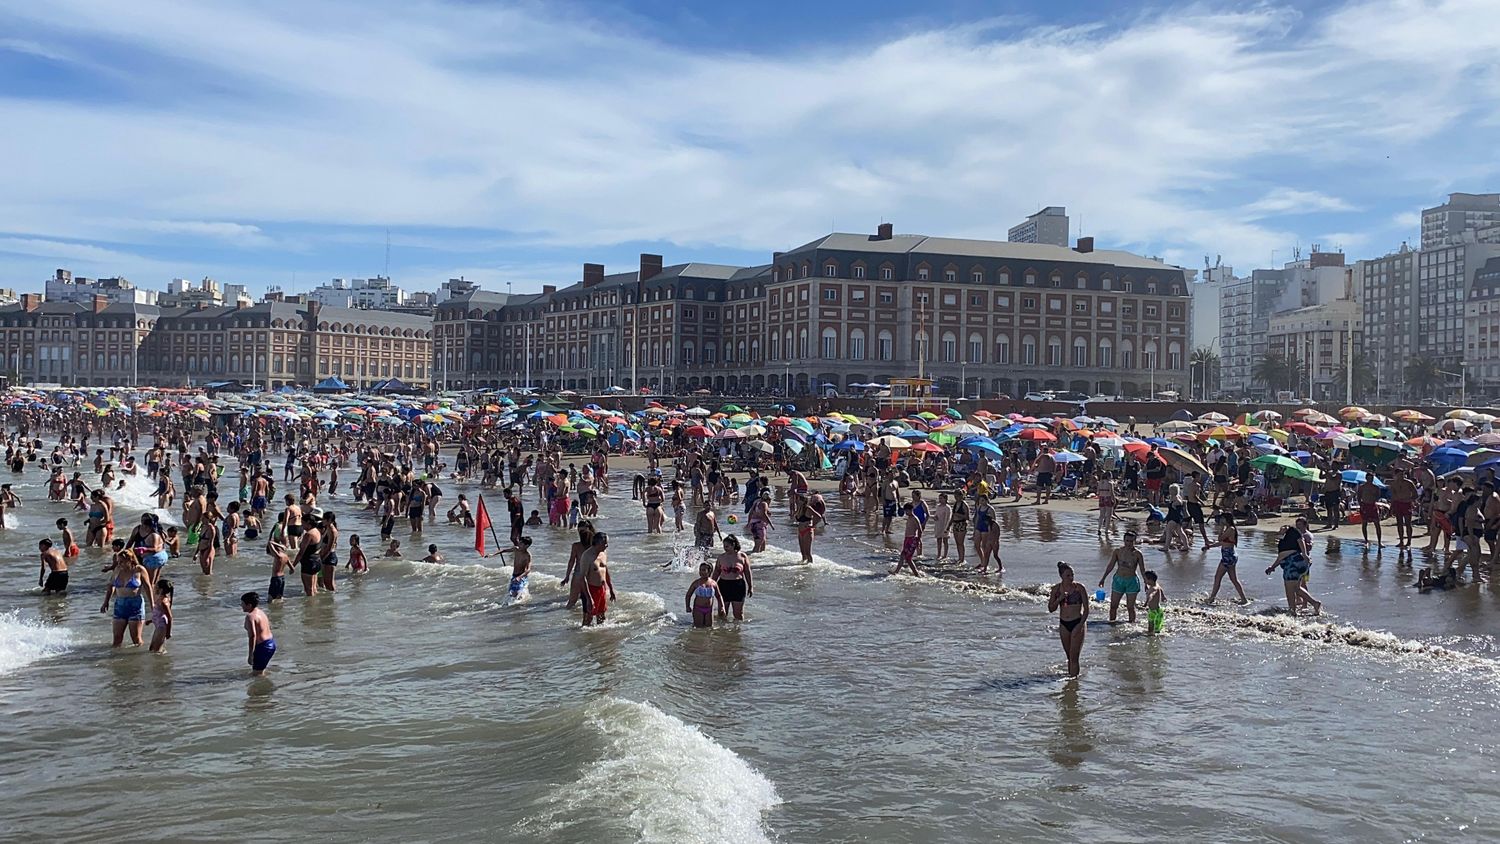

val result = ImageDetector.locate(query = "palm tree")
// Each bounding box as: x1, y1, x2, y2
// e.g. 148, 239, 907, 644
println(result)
1253, 351, 1303, 397
1329, 351, 1377, 402
1189, 347, 1221, 400
1404, 355, 1445, 400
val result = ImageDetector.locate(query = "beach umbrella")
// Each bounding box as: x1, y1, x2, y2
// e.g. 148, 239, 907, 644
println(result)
1406, 435, 1443, 452
1476, 414, 1498, 424
830, 440, 866, 452
1251, 454, 1304, 473
1016, 428, 1056, 442
1158, 420, 1196, 433
959, 436, 1003, 457
1393, 409, 1435, 424
910, 441, 945, 453
1341, 469, 1386, 487
1052, 451, 1085, 463
745, 439, 774, 454
1474, 432, 1500, 446
714, 428, 745, 439
685, 425, 713, 438
1464, 448, 1500, 467
945, 408, 963, 419
1198, 425, 1243, 441
1447, 409, 1477, 420
784, 439, 806, 455
1157, 447, 1209, 475
941, 422, 987, 437
1197, 412, 1230, 423
685, 407, 711, 417
869, 435, 913, 449
1252, 441, 1286, 454
1437, 418, 1473, 434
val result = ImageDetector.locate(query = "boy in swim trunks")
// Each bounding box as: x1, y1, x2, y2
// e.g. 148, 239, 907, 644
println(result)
1143, 570, 1166, 634
499, 537, 532, 598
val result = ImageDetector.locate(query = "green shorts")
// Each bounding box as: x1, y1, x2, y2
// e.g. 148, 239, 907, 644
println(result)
1147, 607, 1165, 633
1111, 574, 1141, 595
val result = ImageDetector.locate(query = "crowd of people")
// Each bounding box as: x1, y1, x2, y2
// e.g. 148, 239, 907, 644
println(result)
8, 390, 1494, 680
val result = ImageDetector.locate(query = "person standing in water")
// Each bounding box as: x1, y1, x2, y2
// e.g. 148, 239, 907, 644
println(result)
101, 549, 154, 647
242, 591, 276, 676
562, 520, 597, 613
1206, 512, 1247, 604
38, 538, 68, 594
712, 535, 753, 619
1048, 562, 1089, 677
1098, 530, 1145, 623
684, 561, 724, 628
580, 532, 615, 627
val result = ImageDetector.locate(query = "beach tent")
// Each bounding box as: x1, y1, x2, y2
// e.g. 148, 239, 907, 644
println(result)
371, 378, 417, 394
313, 377, 349, 393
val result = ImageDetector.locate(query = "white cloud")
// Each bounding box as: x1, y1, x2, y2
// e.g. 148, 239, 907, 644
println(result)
0, 0, 1498, 277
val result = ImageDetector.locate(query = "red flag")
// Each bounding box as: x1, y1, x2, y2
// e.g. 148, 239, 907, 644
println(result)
475, 495, 492, 556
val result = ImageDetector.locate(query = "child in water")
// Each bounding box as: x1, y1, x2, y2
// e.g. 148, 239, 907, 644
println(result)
525, 510, 543, 526
499, 536, 532, 599
148, 579, 173, 653
1143, 570, 1166, 634
684, 561, 724, 628
56, 517, 79, 559
165, 526, 181, 558
422, 544, 444, 564
347, 534, 368, 573
383, 539, 402, 559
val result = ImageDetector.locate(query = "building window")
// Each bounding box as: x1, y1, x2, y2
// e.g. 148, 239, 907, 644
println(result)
996, 294, 1011, 309
944, 270, 956, 282
1072, 338, 1088, 367
1101, 301, 1113, 314
1074, 301, 1088, 313
1120, 341, 1134, 369
1168, 305, 1182, 318
1021, 336, 1037, 365
1047, 337, 1062, 366
824, 264, 837, 277
916, 268, 930, 281
850, 329, 866, 360
1022, 297, 1036, 309
881, 267, 894, 280
917, 293, 930, 306
1049, 298, 1062, 312
853, 265, 866, 279
968, 334, 983, 363
1167, 341, 1182, 370
996, 336, 1011, 364
1098, 338, 1113, 367
940, 332, 956, 362
942, 294, 957, 307
879, 292, 893, 304
999, 271, 1010, 284
914, 330, 929, 362
1145, 304, 1158, 318
821, 328, 838, 359
972, 271, 984, 284
852, 290, 866, 302
823, 288, 838, 302
877, 330, 893, 361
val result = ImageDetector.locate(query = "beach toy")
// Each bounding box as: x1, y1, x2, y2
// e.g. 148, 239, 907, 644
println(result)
1095, 588, 1107, 602
727, 514, 739, 524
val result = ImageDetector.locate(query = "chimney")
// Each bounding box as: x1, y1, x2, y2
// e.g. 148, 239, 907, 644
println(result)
20, 293, 40, 312
583, 263, 605, 287
773, 252, 784, 262
542, 284, 557, 295
1075, 236, 1094, 254
639, 253, 663, 281
92, 294, 109, 314
875, 223, 893, 241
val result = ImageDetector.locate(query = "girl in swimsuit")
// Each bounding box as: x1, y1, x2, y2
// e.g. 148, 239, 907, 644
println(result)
1207, 513, 1247, 604
685, 562, 723, 628
148, 579, 173, 653
1095, 473, 1117, 535
973, 496, 1000, 574
747, 496, 772, 553
1048, 562, 1089, 677
950, 497, 969, 565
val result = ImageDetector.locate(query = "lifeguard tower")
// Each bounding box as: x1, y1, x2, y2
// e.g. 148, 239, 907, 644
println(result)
876, 376, 949, 416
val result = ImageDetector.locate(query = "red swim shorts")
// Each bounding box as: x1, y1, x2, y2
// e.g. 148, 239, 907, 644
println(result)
587, 584, 607, 617
1145, 478, 1163, 492
1392, 500, 1413, 517
1359, 503, 1379, 521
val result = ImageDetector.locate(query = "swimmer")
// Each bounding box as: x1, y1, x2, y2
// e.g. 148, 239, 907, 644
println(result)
1143, 571, 1166, 634
1048, 562, 1089, 677
891, 502, 925, 577
383, 540, 402, 559
347, 534, 368, 573
1206, 512, 1247, 604
242, 591, 276, 676
684, 561, 724, 628
712, 535, 753, 619
421, 544, 443, 564
579, 532, 615, 627
498, 536, 532, 599
38, 538, 68, 594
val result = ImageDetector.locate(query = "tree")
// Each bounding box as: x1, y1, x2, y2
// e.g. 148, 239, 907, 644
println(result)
1189, 347, 1221, 399
1253, 351, 1304, 396
1404, 355, 1445, 400
1328, 351, 1377, 402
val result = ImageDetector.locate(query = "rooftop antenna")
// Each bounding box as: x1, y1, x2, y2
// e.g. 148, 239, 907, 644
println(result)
383, 228, 391, 278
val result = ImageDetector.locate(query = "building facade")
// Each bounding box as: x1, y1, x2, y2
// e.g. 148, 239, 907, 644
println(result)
1358, 245, 1417, 400
137, 300, 433, 390
1007, 207, 1070, 247
1265, 298, 1362, 400
434, 224, 1192, 397
45, 269, 158, 306
1423, 192, 1500, 248
0, 294, 157, 386
307, 276, 410, 310
1219, 269, 1283, 396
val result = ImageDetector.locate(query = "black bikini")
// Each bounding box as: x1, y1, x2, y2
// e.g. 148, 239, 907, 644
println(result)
1059, 586, 1085, 632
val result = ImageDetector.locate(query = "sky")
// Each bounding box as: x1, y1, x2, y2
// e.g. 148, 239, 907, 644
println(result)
1, 0, 1498, 296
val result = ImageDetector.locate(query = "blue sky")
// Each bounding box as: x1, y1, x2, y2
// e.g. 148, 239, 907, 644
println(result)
0, 0, 1496, 296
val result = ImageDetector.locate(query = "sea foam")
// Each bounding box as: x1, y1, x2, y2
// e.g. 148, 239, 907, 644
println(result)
0, 611, 75, 677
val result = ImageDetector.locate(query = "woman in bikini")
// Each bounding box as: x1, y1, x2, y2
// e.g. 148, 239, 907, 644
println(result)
1048, 562, 1089, 677
643, 478, 665, 534
792, 493, 814, 564
1206, 512, 1247, 604
712, 535, 754, 619
747, 493, 772, 553
949, 494, 969, 565
1095, 471, 1117, 535
100, 548, 154, 648
684, 562, 723, 628
973, 495, 1000, 574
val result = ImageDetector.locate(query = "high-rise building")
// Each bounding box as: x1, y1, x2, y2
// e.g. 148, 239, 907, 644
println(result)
1007, 207, 1070, 247
1189, 263, 1232, 398
1422, 192, 1500, 248
44, 269, 157, 306
307, 276, 408, 309
1359, 244, 1418, 401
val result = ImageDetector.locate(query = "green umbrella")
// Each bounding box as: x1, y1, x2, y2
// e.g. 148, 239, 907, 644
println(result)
945, 408, 963, 419
1250, 454, 1303, 472
1285, 465, 1321, 482
928, 431, 957, 446
720, 404, 744, 414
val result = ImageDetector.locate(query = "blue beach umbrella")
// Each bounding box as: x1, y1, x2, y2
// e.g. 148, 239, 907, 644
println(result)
959, 437, 1003, 457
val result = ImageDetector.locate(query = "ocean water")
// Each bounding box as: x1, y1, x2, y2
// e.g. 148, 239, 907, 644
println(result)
2, 466, 1499, 842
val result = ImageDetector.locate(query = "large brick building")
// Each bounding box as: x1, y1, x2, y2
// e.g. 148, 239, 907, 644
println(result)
437, 223, 1191, 397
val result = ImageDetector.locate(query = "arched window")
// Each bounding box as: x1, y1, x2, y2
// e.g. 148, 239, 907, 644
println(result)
1101, 276, 1112, 291
737, 340, 746, 362
995, 335, 1011, 364
821, 327, 838, 359
1072, 337, 1088, 367
940, 331, 956, 363
1098, 338, 1114, 368
1144, 340, 1159, 370
914, 330, 929, 363
783, 330, 793, 361
1120, 340, 1135, 370
1167, 341, 1182, 370
723, 341, 733, 363
683, 342, 695, 366
967, 333, 983, 364
1021, 335, 1037, 366
750, 339, 759, 361
849, 329, 866, 361
877, 330, 893, 361
1047, 336, 1063, 367
798, 328, 808, 359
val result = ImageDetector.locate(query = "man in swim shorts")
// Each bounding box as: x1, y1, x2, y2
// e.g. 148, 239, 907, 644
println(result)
580, 533, 615, 627
1356, 473, 1384, 549
1388, 468, 1417, 548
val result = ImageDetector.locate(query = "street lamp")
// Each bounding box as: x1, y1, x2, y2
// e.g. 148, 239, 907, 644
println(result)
960, 359, 968, 399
